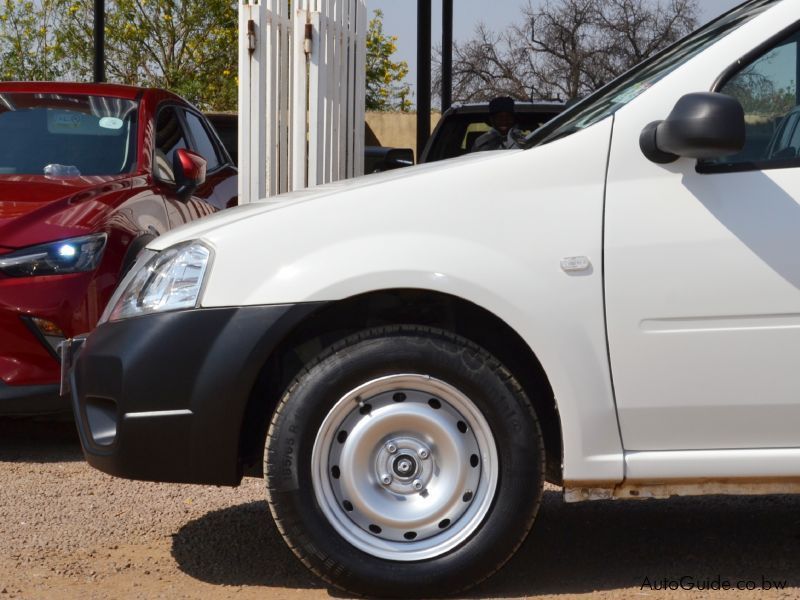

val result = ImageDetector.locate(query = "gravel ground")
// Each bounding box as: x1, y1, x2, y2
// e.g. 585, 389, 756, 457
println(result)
2, 418, 800, 600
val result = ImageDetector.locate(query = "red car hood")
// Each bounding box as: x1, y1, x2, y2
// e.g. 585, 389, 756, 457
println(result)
0, 175, 130, 250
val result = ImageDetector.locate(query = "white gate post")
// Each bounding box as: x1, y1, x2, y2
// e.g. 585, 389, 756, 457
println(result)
238, 1, 268, 204
239, 0, 366, 203
353, 0, 366, 178
291, 1, 309, 190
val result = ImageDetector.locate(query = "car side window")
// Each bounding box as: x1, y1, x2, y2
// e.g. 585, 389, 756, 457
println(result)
463, 122, 490, 153
154, 106, 188, 183
701, 29, 800, 171
184, 111, 222, 171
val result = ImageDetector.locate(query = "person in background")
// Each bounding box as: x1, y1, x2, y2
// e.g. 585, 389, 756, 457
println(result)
472, 96, 523, 152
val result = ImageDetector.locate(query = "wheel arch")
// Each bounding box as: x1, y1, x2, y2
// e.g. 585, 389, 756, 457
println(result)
238, 288, 564, 484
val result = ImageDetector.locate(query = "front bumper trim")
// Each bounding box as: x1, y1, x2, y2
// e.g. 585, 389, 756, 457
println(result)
124, 409, 193, 419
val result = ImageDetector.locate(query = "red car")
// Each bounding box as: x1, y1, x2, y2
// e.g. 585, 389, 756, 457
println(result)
0, 82, 237, 414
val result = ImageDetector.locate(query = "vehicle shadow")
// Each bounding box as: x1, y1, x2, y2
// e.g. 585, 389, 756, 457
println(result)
473, 490, 800, 597
682, 169, 800, 290
0, 417, 83, 463
172, 489, 800, 597
171, 499, 324, 591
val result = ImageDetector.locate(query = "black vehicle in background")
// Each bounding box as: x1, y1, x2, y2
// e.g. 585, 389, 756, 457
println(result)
206, 102, 564, 174
418, 101, 565, 164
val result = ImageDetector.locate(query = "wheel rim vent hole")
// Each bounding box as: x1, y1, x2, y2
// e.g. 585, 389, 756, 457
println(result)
404, 531, 417, 540
331, 465, 340, 479
369, 524, 382, 534
438, 519, 451, 529
337, 430, 348, 444
428, 398, 441, 409
393, 392, 406, 402
359, 403, 372, 415
343, 500, 354, 512
470, 454, 479, 468
457, 421, 468, 434
462, 491, 473, 502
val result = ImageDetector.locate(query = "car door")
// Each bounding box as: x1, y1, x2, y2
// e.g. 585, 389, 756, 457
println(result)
153, 104, 216, 228
605, 24, 800, 451
181, 109, 238, 209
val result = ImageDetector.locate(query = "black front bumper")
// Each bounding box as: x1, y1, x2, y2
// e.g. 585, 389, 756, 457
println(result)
71, 304, 320, 486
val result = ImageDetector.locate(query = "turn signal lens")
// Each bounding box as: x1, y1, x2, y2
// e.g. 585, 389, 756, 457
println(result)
28, 317, 66, 356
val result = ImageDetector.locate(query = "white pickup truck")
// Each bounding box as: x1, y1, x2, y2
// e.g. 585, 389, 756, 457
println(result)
67, 0, 800, 596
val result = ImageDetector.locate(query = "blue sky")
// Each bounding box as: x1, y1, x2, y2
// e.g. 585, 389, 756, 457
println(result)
368, 0, 743, 96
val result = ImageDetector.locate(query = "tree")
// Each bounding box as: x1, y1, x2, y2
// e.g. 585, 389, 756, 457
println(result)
366, 9, 411, 112
0, 0, 74, 80
435, 0, 698, 104
59, 0, 238, 110
0, 0, 238, 111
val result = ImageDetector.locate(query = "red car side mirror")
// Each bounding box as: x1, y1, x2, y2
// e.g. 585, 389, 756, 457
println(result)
173, 148, 207, 201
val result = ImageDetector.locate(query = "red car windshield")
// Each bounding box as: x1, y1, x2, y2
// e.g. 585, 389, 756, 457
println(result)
0, 93, 138, 176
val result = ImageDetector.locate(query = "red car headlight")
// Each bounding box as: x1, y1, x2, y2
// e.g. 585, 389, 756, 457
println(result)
0, 233, 107, 277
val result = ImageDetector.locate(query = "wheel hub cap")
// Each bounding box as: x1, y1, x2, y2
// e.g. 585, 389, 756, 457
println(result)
312, 374, 498, 561
392, 454, 417, 478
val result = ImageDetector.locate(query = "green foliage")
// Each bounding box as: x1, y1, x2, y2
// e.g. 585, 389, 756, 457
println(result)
1, 3, 408, 112
365, 9, 410, 112
0, 0, 73, 80
0, 0, 238, 110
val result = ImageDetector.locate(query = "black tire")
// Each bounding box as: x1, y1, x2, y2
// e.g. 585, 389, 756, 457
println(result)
264, 325, 544, 598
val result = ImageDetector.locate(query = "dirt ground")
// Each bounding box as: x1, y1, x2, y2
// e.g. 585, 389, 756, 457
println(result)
1, 418, 800, 600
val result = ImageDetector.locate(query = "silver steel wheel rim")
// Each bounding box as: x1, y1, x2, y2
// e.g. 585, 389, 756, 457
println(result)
312, 374, 499, 561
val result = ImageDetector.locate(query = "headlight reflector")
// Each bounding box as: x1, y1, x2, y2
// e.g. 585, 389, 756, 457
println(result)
104, 242, 212, 323
0, 233, 107, 277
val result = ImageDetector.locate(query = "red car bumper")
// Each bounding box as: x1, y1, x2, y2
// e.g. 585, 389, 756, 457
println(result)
0, 270, 110, 414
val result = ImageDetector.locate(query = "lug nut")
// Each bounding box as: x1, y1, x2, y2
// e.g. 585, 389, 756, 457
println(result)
418, 448, 429, 460
381, 474, 392, 485
412, 479, 423, 490
386, 443, 397, 454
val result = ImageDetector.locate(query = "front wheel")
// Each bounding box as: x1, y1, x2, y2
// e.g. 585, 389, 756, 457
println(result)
265, 325, 544, 597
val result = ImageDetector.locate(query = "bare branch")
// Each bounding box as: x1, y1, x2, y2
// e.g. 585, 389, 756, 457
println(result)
434, 0, 698, 104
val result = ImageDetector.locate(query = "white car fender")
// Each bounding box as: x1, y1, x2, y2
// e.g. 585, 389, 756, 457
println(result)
188, 117, 623, 484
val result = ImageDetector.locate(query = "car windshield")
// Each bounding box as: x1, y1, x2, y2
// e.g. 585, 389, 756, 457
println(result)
0, 93, 138, 176
526, 0, 779, 148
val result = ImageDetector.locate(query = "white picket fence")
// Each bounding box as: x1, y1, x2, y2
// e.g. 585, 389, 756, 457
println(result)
238, 0, 367, 203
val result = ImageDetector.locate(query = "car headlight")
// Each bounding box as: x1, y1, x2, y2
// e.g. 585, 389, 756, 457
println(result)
0, 233, 107, 277
102, 241, 212, 324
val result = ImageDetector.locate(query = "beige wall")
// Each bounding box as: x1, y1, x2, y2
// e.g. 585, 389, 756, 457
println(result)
365, 111, 442, 157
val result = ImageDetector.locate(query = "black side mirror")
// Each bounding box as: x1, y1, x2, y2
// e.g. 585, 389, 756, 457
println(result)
383, 148, 414, 170
364, 146, 415, 173
640, 92, 745, 164
173, 148, 207, 201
